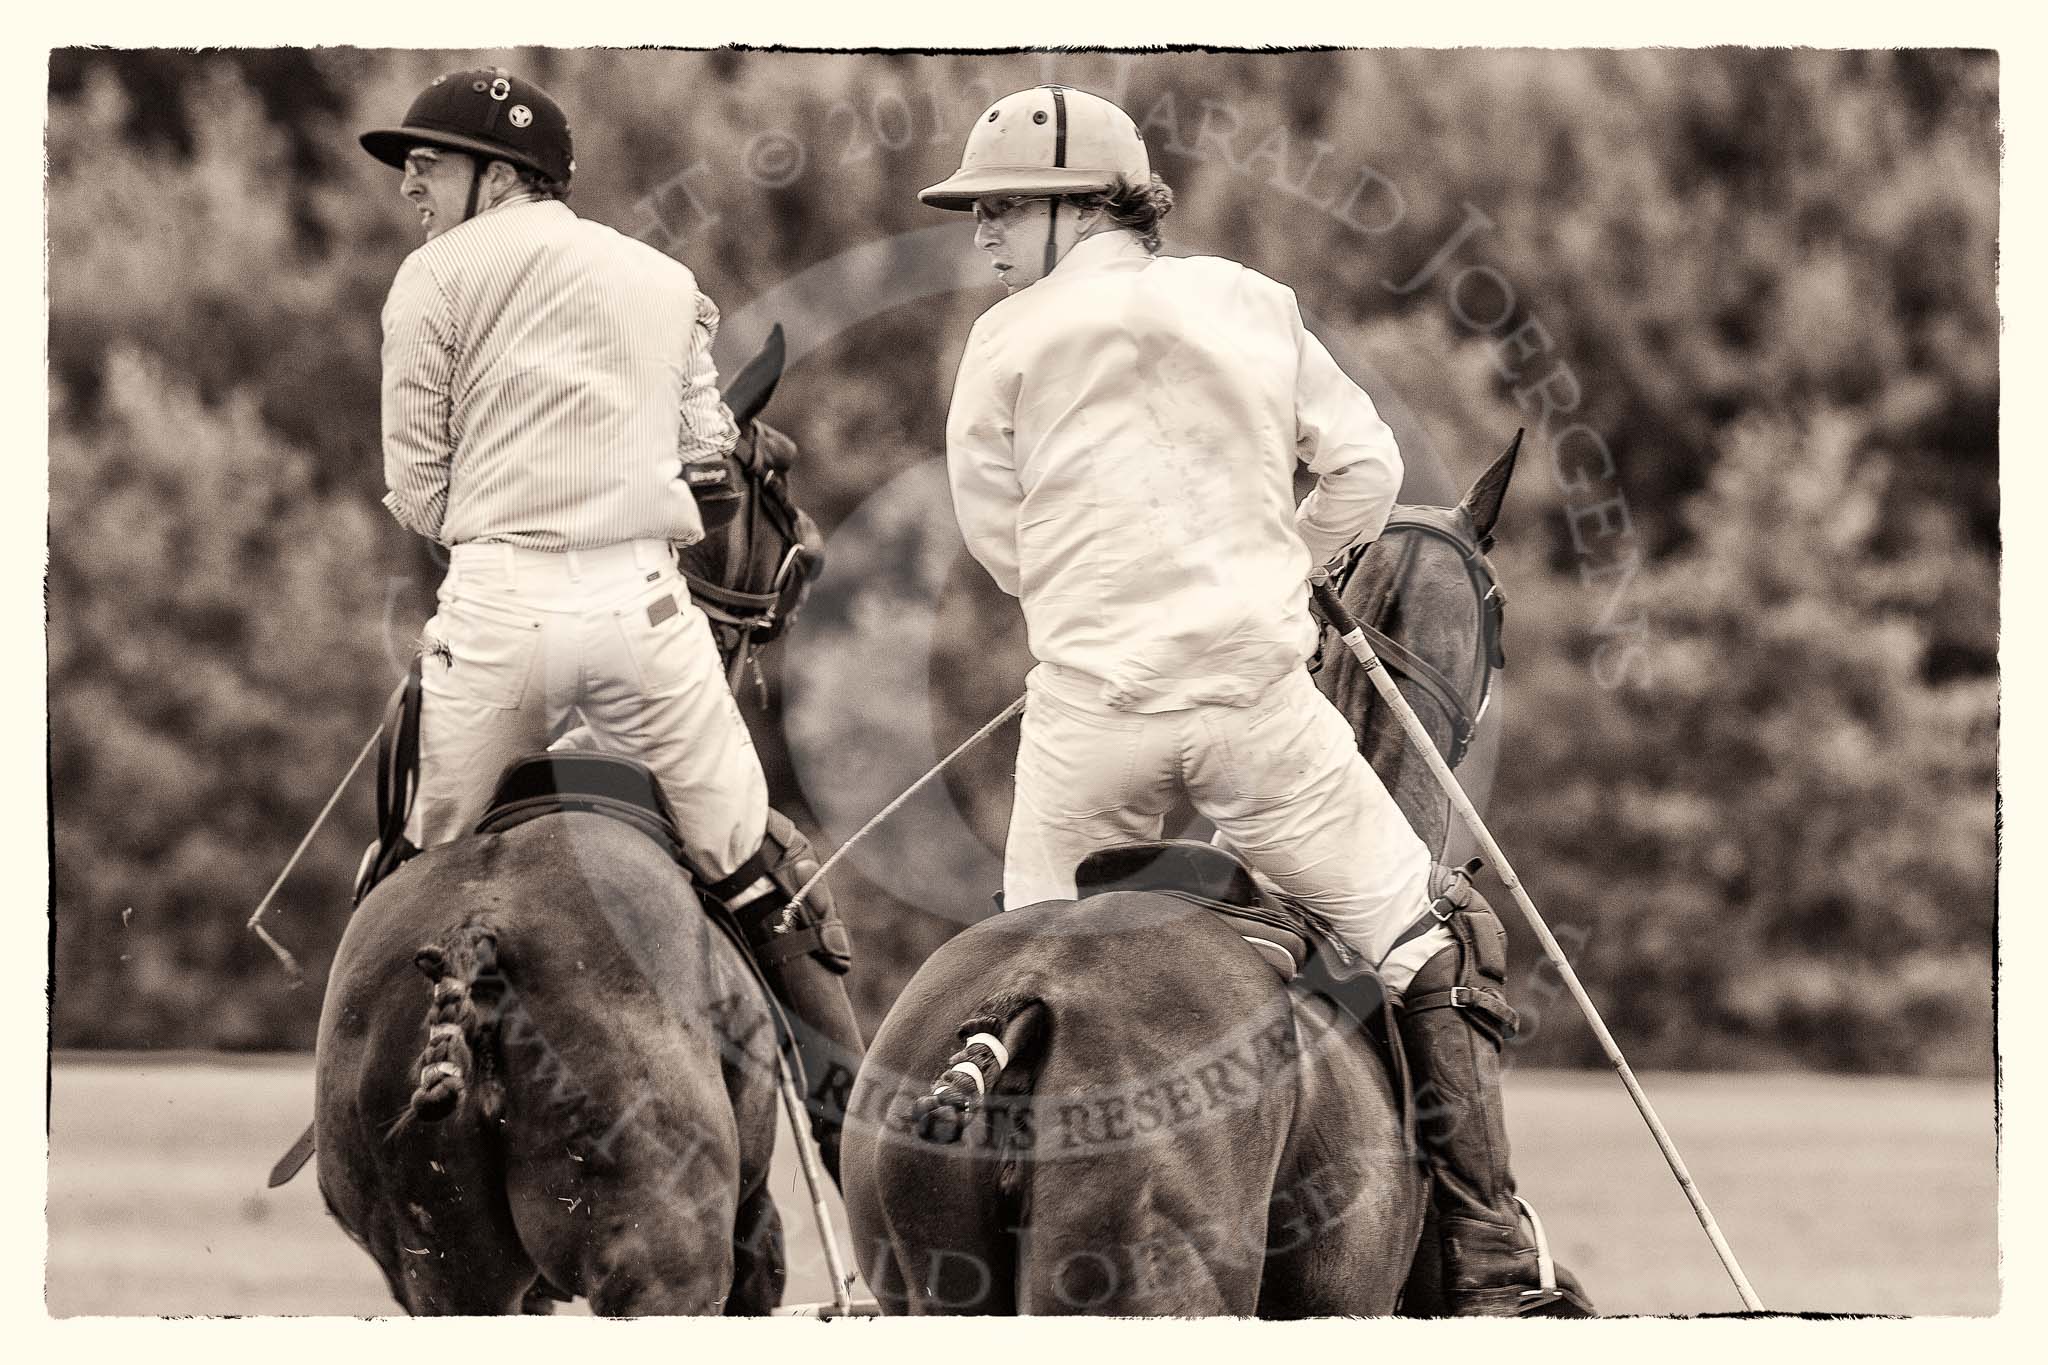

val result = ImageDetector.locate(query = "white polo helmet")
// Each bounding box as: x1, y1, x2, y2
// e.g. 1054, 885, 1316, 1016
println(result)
919, 84, 1150, 210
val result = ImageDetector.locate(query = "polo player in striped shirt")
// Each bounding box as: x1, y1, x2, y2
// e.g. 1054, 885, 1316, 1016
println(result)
360, 67, 864, 1183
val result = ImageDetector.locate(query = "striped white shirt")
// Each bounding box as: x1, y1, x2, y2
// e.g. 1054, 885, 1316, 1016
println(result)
380, 198, 740, 550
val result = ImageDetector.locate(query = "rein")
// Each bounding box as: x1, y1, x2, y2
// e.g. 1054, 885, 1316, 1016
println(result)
1327, 509, 1506, 769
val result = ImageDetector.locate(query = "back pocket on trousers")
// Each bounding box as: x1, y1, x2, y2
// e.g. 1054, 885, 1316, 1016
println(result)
1015, 692, 1145, 820
427, 595, 543, 710
615, 579, 711, 697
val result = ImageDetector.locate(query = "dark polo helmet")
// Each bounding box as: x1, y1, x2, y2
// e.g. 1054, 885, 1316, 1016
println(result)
360, 67, 574, 186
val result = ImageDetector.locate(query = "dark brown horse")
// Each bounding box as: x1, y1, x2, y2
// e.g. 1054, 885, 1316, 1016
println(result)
316, 815, 786, 1314
314, 332, 811, 1315
841, 437, 1520, 1315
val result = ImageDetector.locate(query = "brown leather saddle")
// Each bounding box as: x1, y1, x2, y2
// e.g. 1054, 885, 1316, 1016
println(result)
471, 751, 691, 855
353, 730, 697, 904
1074, 839, 1355, 982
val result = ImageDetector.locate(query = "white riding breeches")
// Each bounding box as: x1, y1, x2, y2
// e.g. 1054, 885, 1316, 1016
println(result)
1004, 665, 1453, 996
409, 539, 767, 878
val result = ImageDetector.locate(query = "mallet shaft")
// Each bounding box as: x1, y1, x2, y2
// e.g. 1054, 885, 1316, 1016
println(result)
1311, 576, 1764, 1312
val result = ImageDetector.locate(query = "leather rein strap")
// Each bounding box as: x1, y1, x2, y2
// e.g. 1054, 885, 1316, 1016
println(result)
356, 653, 424, 905
1333, 510, 1505, 770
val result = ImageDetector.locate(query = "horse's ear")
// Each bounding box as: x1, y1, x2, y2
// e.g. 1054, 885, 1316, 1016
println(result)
1460, 428, 1522, 549
721, 323, 786, 431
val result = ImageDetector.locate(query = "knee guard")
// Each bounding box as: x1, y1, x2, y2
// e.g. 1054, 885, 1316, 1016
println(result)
700, 808, 853, 975
1404, 861, 1520, 1046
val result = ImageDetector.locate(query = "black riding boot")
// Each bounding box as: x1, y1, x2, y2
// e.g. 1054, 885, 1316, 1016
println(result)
1397, 940, 1594, 1316
724, 810, 865, 1189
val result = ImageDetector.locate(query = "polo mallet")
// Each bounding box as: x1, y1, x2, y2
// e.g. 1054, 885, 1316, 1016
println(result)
244, 721, 385, 986
1310, 572, 1766, 1312
766, 1021, 859, 1317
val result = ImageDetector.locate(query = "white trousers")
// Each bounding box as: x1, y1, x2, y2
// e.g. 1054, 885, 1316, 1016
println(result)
410, 540, 767, 878
1005, 666, 1452, 995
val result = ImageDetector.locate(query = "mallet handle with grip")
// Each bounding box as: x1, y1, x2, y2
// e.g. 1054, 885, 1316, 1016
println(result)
770, 1035, 856, 1317
1310, 572, 1765, 1312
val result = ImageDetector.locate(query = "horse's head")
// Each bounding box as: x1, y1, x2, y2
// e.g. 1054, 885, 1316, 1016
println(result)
1318, 432, 1519, 855
679, 324, 824, 682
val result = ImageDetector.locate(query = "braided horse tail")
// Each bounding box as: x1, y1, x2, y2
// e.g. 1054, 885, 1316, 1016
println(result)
385, 921, 509, 1140
909, 992, 1047, 1145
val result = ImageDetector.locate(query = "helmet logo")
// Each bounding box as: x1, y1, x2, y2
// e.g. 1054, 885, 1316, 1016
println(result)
508, 104, 533, 129
489, 77, 511, 101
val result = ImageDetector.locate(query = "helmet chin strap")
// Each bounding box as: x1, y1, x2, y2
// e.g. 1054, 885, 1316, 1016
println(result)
1043, 199, 1060, 279
462, 159, 484, 225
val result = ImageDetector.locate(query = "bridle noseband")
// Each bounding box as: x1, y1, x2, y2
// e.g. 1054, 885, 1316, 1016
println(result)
1324, 507, 1507, 769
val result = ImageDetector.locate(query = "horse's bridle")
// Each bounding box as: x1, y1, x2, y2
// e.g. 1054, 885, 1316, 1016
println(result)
1326, 507, 1507, 770
679, 436, 818, 688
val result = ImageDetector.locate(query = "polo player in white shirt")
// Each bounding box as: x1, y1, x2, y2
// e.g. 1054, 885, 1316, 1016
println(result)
362, 67, 863, 1183
926, 84, 1590, 1316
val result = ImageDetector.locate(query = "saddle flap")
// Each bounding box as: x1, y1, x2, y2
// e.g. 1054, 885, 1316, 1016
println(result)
474, 752, 690, 865
1212, 908, 1310, 980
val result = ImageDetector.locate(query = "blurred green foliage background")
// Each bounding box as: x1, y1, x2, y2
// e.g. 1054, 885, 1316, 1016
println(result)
46, 48, 1996, 1074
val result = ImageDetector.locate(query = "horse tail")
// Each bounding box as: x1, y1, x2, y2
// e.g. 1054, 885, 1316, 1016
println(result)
909, 989, 1048, 1145
385, 920, 509, 1140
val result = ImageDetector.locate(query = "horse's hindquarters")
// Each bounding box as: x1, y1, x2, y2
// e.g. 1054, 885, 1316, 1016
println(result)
847, 895, 1420, 1315
314, 879, 541, 1312
1256, 990, 1427, 1317
314, 817, 781, 1314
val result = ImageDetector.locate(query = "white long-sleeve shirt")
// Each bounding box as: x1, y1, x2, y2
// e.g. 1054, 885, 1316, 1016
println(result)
946, 230, 1404, 712
380, 198, 739, 550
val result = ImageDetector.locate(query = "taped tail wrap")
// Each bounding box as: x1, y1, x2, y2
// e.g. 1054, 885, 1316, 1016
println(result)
910, 1004, 1043, 1144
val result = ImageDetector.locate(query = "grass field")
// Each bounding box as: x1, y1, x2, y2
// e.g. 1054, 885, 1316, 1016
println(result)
45, 1053, 1997, 1317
